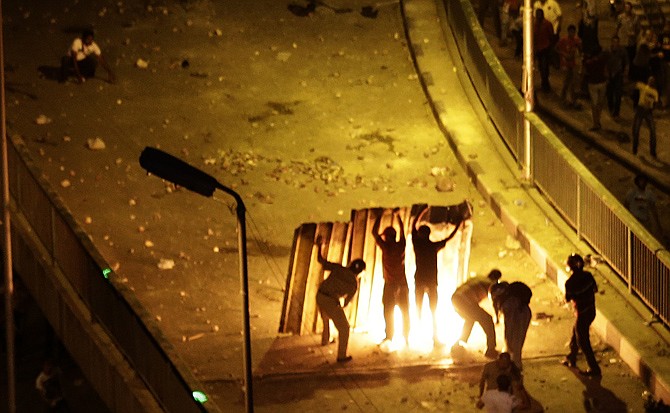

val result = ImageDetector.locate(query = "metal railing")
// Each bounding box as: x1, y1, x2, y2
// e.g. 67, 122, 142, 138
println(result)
7, 136, 219, 413
441, 0, 670, 329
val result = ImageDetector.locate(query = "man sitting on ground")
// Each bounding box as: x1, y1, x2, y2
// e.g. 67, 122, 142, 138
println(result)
60, 29, 115, 84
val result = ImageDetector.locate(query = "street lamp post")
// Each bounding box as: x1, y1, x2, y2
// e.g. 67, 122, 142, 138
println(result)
139, 147, 254, 413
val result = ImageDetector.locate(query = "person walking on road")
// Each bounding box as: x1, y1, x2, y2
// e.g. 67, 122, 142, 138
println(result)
561, 253, 601, 377
315, 236, 366, 363
534, 8, 557, 92
412, 205, 462, 344
583, 45, 609, 131
616, 2, 640, 65
478, 0, 502, 40
490, 281, 533, 370
500, 0, 521, 47
533, 0, 562, 36
451, 269, 502, 358
372, 209, 411, 347
556, 24, 582, 107
632, 76, 659, 158
607, 35, 629, 118
578, 10, 599, 58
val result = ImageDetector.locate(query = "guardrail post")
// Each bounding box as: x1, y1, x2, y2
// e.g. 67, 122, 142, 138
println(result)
576, 177, 581, 239
625, 225, 633, 294
521, 0, 533, 181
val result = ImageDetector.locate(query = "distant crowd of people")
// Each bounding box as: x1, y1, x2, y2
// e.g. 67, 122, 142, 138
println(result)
477, 0, 668, 243
314, 206, 602, 412
479, 0, 669, 159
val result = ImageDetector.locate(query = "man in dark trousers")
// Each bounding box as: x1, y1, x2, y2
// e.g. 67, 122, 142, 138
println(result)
372, 209, 410, 346
412, 205, 462, 344
59, 29, 115, 84
632, 76, 659, 158
451, 269, 502, 358
562, 253, 601, 376
607, 35, 629, 118
491, 281, 533, 370
583, 45, 609, 131
315, 236, 366, 363
534, 8, 556, 92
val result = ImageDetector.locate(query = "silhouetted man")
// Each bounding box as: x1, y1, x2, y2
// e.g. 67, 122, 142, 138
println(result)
491, 281, 532, 369
412, 205, 462, 343
561, 254, 601, 376
315, 236, 366, 363
372, 209, 410, 346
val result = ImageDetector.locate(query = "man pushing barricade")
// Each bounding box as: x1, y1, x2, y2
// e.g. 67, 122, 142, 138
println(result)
314, 236, 366, 363
411, 204, 463, 345
451, 269, 502, 358
490, 281, 533, 370
372, 208, 411, 347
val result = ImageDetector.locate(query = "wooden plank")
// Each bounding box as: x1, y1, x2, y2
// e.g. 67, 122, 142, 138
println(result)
313, 222, 349, 333
278, 227, 301, 333
358, 208, 383, 333
301, 222, 333, 334
281, 223, 316, 334
349, 208, 379, 329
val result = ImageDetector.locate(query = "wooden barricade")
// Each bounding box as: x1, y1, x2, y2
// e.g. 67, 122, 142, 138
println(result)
279, 201, 473, 335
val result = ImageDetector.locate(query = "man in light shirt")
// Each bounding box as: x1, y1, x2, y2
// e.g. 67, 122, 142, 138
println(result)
477, 374, 520, 413
533, 0, 562, 35
60, 29, 115, 84
632, 76, 659, 158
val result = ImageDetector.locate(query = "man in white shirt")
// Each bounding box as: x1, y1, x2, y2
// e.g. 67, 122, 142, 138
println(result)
534, 0, 562, 35
477, 374, 520, 413
631, 76, 659, 158
59, 29, 115, 84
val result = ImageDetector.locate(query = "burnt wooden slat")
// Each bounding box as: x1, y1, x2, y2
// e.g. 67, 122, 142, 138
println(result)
346, 209, 372, 327
301, 222, 333, 334
313, 222, 350, 333
281, 223, 316, 334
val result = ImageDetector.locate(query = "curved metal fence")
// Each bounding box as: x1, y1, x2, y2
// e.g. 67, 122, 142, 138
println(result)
441, 0, 670, 329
